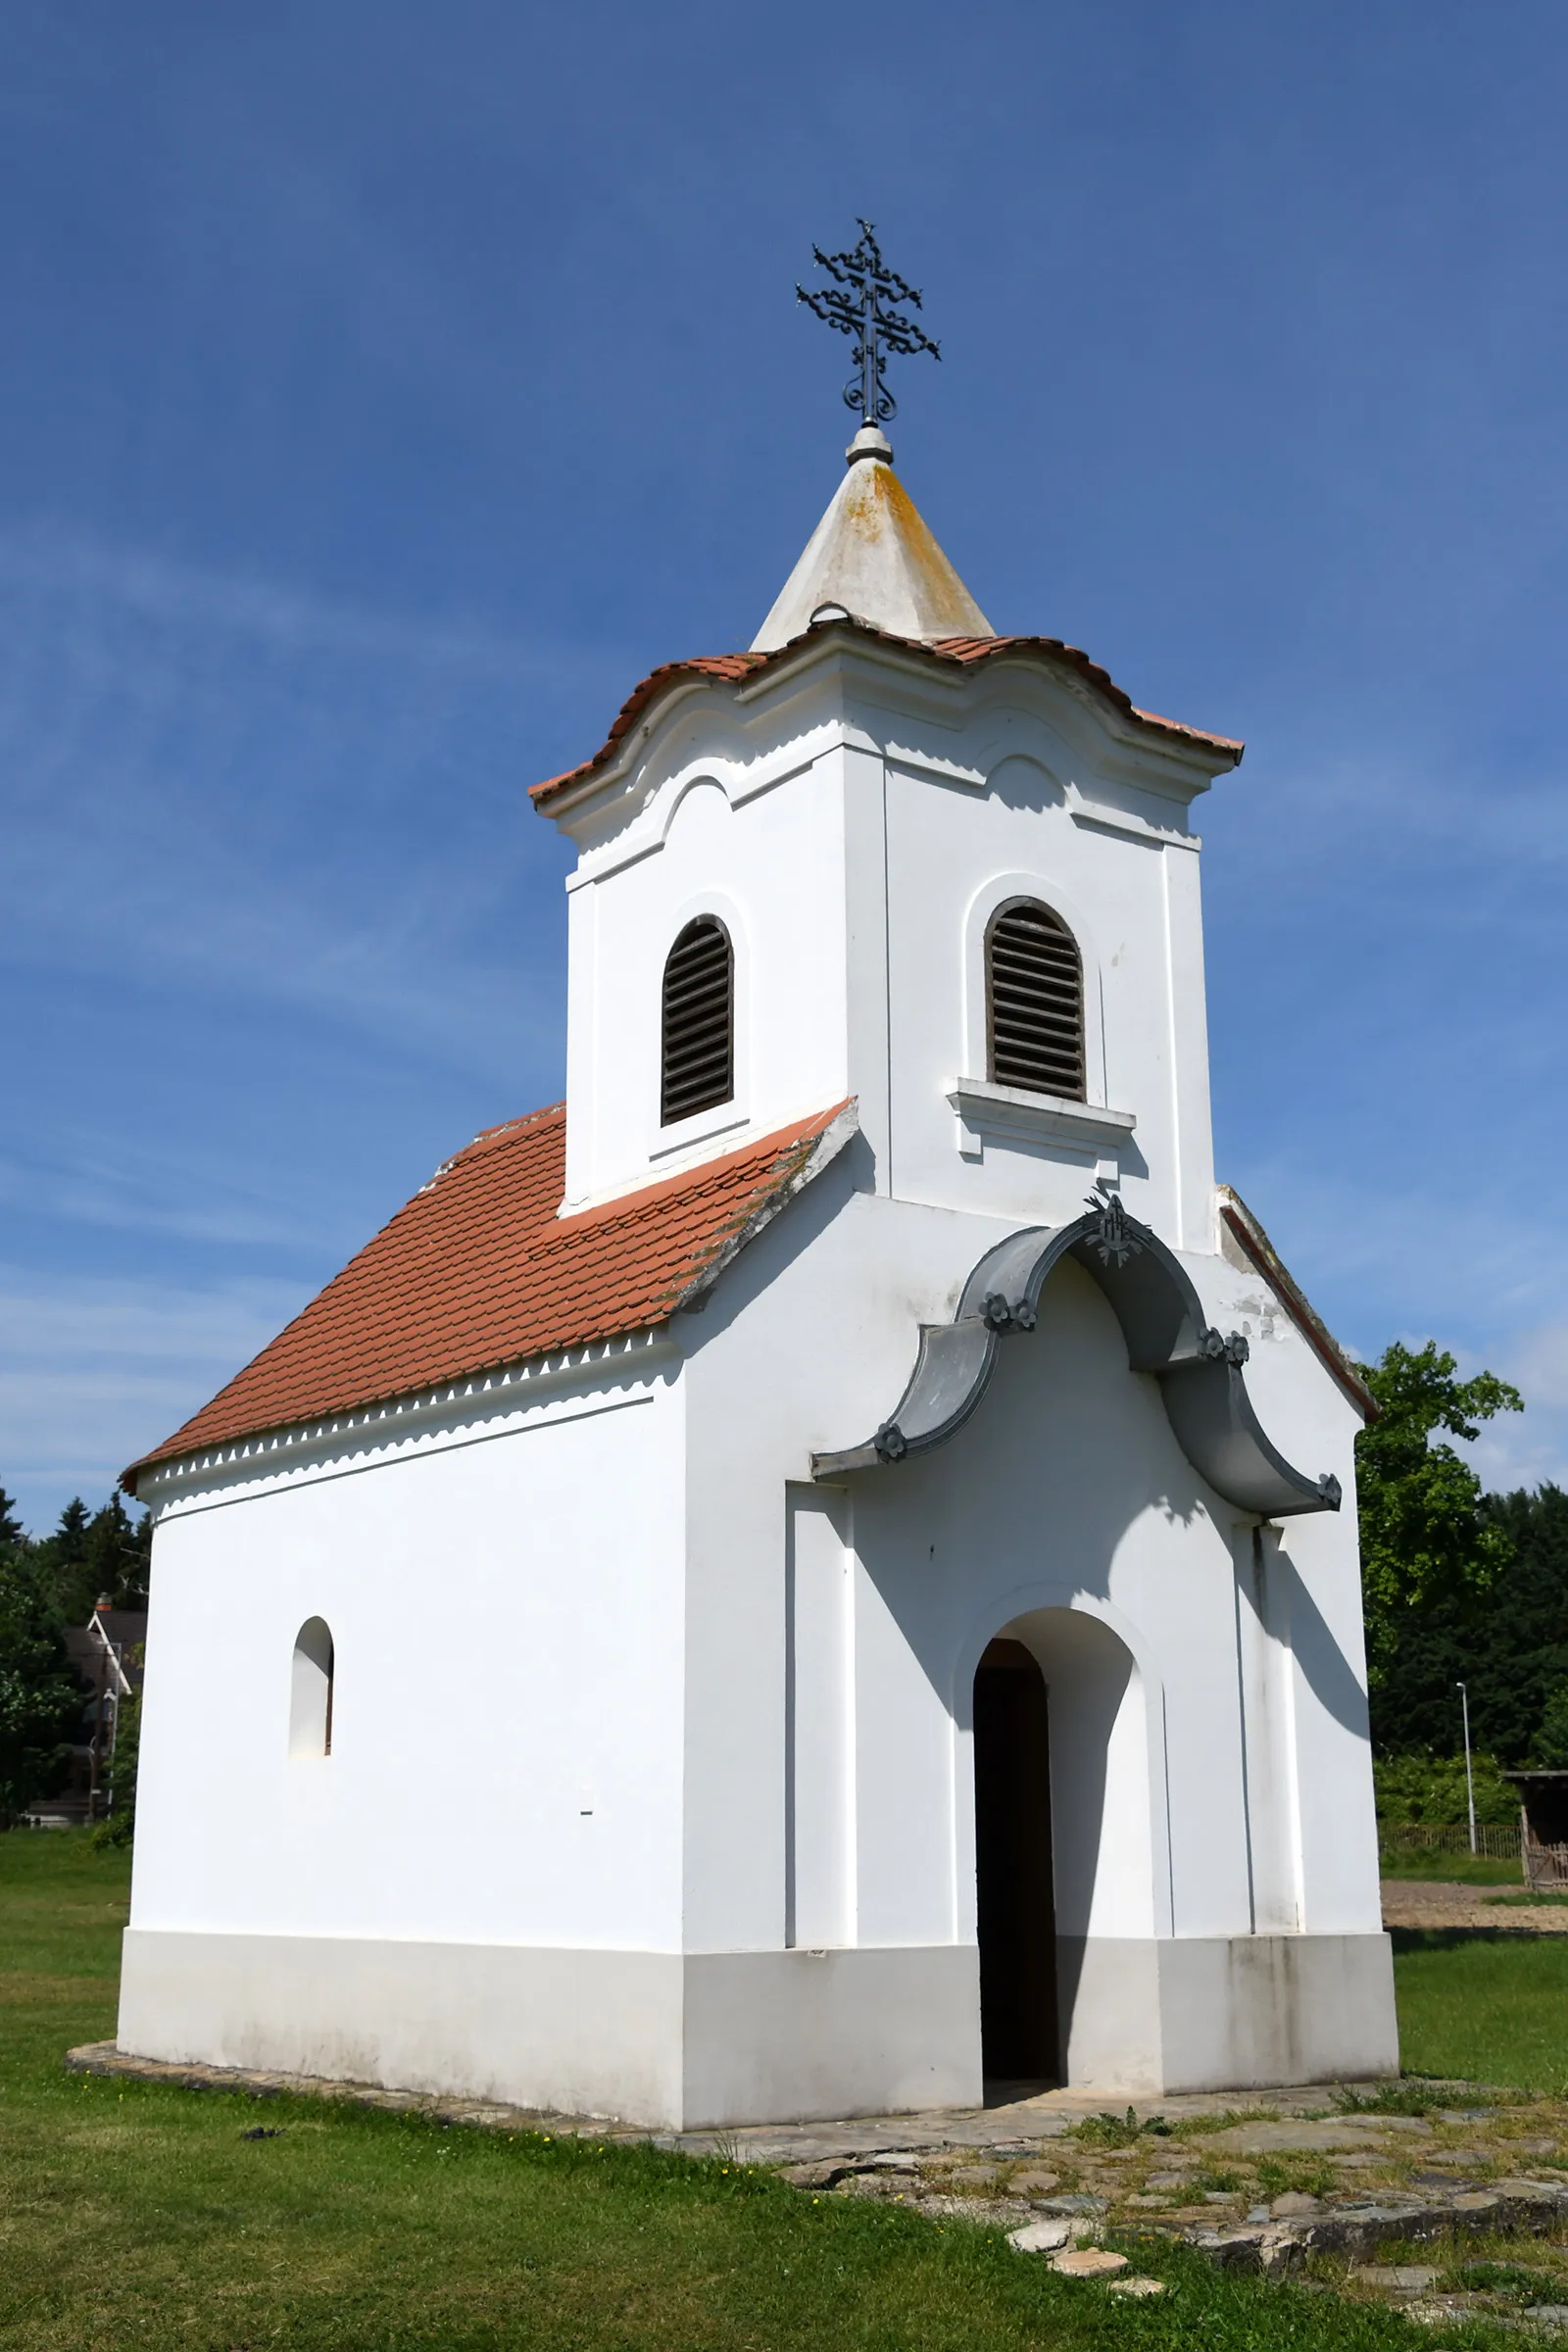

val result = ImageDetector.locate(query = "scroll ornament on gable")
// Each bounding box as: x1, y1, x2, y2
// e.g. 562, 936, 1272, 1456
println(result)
812, 1193, 1342, 1519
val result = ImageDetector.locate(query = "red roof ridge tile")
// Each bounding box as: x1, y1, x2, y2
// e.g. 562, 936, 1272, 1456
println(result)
529, 621, 1242, 809
440, 1102, 566, 1169
554, 1110, 836, 1234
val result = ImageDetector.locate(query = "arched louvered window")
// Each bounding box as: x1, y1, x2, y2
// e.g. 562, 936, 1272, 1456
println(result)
661, 916, 734, 1125
986, 900, 1085, 1100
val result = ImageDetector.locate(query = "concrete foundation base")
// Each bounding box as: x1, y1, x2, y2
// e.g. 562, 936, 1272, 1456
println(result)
117, 1930, 981, 2131
118, 1925, 1396, 2128
1058, 1932, 1399, 2094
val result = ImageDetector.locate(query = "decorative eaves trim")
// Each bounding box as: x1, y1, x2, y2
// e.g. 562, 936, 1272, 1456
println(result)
529, 617, 1244, 814
128, 1332, 674, 1505
1216, 1185, 1378, 1425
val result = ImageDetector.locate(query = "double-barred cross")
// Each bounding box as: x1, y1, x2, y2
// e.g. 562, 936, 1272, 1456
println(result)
797, 220, 940, 428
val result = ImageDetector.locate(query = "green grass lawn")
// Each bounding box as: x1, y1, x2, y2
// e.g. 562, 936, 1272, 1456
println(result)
1392, 1928, 1568, 2093
0, 1833, 1501, 2351
1378, 1847, 1527, 1885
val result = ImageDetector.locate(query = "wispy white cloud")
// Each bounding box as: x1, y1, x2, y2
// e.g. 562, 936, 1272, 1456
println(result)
1455, 1320, 1568, 1496
0, 526, 620, 1524
0, 1264, 304, 1532
1219, 1154, 1568, 1355
0, 523, 614, 1079
0, 1130, 334, 1252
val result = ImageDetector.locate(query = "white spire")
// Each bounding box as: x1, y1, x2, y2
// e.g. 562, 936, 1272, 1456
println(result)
751, 427, 994, 653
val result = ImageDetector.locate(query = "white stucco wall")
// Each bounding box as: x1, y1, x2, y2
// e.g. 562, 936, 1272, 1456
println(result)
130, 1356, 688, 1953
122, 616, 1395, 2117
549, 636, 1227, 1235
675, 1164, 1380, 1986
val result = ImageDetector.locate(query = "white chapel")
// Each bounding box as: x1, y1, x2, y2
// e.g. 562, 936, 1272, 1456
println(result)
119, 314, 1398, 2128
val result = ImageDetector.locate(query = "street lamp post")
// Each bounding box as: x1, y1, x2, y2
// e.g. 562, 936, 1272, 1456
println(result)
1458, 1682, 1477, 1855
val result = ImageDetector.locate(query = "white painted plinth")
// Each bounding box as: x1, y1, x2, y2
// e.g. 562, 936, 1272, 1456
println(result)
117, 1931, 980, 2131
1059, 1933, 1399, 2094
120, 1927, 1395, 2125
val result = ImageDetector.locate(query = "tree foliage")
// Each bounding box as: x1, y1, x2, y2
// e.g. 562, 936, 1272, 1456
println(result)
90, 1689, 141, 1848
1534, 1679, 1568, 1770
1369, 1484, 1568, 1763
1372, 1748, 1519, 1827
1354, 1341, 1522, 1687
0, 1480, 150, 1827
28, 1492, 149, 1624
0, 1554, 80, 1825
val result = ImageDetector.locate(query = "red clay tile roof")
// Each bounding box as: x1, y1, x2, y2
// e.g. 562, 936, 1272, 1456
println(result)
123, 1101, 857, 1490
529, 620, 1243, 808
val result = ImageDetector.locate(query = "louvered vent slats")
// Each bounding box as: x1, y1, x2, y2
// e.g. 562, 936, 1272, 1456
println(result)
661, 918, 734, 1125
986, 901, 1085, 1099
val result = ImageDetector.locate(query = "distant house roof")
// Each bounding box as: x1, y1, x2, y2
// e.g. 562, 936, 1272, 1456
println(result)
529, 619, 1244, 810
122, 1102, 857, 1492
64, 1613, 147, 1693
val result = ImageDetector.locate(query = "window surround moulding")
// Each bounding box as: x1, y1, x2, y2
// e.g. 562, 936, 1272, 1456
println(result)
649, 1101, 751, 1163
646, 891, 749, 1158
946, 1075, 1136, 1165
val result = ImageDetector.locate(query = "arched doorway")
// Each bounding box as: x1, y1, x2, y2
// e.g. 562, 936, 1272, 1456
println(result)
973, 1638, 1057, 2083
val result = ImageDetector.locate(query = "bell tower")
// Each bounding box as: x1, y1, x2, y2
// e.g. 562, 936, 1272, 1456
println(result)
532, 238, 1241, 1251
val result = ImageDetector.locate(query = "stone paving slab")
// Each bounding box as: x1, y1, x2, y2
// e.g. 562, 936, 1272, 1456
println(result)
67, 2036, 1568, 2316
63, 2040, 1364, 2159
1202, 2116, 1435, 2154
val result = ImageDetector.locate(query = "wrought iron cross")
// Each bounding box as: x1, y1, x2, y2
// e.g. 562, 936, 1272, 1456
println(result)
797, 220, 940, 428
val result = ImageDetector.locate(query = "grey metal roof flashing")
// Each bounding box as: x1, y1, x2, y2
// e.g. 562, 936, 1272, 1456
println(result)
811, 1195, 1342, 1519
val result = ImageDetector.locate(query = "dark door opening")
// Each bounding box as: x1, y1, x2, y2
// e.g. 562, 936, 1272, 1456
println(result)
973, 1637, 1058, 2083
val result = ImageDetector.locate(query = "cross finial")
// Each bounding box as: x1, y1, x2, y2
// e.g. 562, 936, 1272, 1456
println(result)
797, 220, 940, 437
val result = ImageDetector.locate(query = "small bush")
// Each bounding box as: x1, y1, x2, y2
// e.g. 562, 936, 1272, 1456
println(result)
1069, 2108, 1171, 2146
1438, 2261, 1565, 2305
1374, 1751, 1518, 1828
1331, 2078, 1449, 2116
87, 1690, 138, 1849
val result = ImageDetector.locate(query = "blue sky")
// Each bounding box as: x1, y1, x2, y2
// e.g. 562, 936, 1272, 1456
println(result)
3, 0, 1567, 1529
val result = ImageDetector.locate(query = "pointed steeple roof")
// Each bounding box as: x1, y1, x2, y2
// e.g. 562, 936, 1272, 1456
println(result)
751, 426, 994, 653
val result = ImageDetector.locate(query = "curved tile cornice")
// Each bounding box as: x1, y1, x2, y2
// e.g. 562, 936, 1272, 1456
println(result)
810, 1195, 1341, 1519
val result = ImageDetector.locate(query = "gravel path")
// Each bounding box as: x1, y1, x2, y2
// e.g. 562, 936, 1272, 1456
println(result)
1382, 1877, 1568, 1931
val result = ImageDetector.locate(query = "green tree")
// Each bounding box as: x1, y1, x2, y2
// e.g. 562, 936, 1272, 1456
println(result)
30, 1494, 149, 1624
1373, 1748, 1519, 1827
30, 1498, 89, 1622
90, 1687, 141, 1848
0, 1485, 24, 1554
1534, 1681, 1568, 1769
0, 1553, 80, 1826
1369, 1486, 1568, 1762
81, 1494, 150, 1610
1354, 1341, 1523, 1688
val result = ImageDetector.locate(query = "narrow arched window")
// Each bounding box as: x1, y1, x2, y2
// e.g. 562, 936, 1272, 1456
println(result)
986, 900, 1085, 1099
289, 1617, 334, 1758
661, 916, 733, 1125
